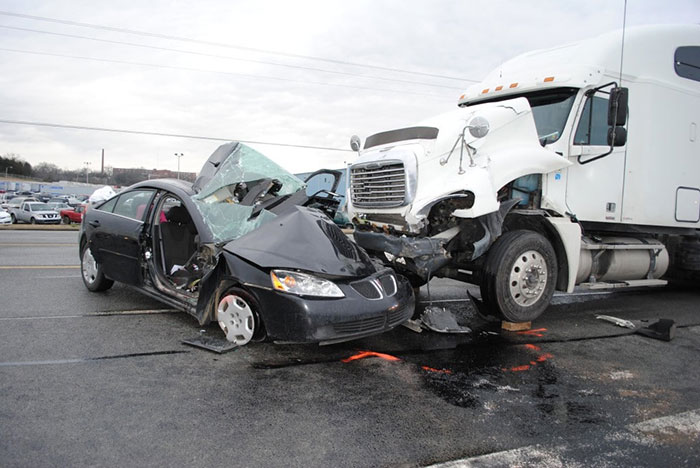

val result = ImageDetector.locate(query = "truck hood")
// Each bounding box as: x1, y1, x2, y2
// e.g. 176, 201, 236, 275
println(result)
223, 206, 376, 278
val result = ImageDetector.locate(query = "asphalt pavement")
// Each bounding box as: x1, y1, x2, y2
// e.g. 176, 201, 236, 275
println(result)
1, 230, 699, 467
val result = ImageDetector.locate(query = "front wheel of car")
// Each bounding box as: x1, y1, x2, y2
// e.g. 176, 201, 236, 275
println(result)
81, 244, 114, 292
30, 217, 36, 225
215, 287, 266, 345
10, 214, 16, 224
63, 216, 71, 224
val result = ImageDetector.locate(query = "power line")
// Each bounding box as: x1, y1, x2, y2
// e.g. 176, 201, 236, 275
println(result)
0, 47, 451, 99
0, 118, 354, 152
0, 10, 478, 83
0, 25, 464, 90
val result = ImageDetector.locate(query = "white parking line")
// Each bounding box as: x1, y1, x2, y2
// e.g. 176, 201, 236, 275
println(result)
428, 409, 700, 467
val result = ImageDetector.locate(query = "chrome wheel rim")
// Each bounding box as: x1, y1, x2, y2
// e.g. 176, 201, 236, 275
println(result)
217, 294, 255, 345
82, 247, 98, 285
508, 250, 548, 306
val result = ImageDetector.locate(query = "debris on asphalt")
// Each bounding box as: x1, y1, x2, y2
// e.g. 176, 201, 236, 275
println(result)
182, 336, 239, 353
636, 319, 676, 342
403, 305, 472, 334
596, 315, 676, 341
596, 315, 636, 329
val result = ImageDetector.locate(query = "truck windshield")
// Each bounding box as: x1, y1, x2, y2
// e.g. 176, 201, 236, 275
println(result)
467, 87, 578, 145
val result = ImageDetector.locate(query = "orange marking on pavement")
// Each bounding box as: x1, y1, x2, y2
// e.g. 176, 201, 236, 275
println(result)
517, 328, 547, 337
341, 351, 401, 363
524, 343, 541, 351
421, 366, 453, 374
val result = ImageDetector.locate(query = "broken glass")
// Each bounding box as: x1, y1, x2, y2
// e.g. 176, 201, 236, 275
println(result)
192, 144, 305, 242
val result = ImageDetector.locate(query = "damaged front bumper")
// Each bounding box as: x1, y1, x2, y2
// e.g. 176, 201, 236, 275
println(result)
249, 270, 415, 345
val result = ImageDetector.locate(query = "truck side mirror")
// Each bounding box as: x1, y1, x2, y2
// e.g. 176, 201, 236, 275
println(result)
350, 135, 362, 152
608, 87, 628, 126
607, 126, 627, 147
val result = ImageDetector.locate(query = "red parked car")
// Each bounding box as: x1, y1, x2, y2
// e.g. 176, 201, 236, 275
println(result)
60, 204, 87, 224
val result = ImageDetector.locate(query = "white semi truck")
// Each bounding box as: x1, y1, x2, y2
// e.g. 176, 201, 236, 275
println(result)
347, 25, 700, 322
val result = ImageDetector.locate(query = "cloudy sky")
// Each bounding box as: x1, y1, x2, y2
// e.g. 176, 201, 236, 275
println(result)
0, 0, 698, 175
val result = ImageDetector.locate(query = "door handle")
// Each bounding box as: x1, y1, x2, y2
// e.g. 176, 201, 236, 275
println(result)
88, 220, 100, 227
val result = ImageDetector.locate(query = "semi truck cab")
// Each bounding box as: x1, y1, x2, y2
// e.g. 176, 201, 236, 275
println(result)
347, 25, 700, 322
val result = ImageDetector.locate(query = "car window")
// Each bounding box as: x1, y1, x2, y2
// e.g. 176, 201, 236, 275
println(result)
97, 197, 118, 213
573, 95, 610, 146
112, 189, 155, 221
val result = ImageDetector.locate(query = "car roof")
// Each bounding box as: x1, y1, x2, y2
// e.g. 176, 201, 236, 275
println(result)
128, 179, 196, 197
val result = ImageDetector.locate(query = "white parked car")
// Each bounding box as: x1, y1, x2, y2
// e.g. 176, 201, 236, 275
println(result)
0, 210, 11, 224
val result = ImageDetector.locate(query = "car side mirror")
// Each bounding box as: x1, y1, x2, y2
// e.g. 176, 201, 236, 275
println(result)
608, 126, 627, 147
350, 135, 362, 153
608, 87, 628, 126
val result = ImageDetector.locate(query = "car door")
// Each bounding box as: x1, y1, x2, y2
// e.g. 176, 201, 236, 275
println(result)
89, 189, 156, 285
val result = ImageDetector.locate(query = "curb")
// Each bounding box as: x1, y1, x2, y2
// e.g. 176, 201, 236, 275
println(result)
0, 224, 81, 231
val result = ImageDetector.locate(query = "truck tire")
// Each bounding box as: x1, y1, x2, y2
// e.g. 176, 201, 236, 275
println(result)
63, 215, 71, 224
10, 213, 16, 224
480, 230, 557, 323
30, 217, 36, 225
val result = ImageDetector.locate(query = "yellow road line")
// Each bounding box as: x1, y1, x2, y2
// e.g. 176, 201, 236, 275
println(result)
0, 265, 80, 269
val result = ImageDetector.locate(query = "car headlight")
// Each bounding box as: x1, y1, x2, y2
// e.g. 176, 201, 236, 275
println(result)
270, 270, 344, 298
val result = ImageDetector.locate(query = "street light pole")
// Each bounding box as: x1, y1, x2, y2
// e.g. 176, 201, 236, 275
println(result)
174, 153, 184, 180
5, 166, 11, 179
84, 161, 91, 184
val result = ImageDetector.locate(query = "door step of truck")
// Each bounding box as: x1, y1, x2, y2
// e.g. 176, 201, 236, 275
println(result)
579, 279, 668, 290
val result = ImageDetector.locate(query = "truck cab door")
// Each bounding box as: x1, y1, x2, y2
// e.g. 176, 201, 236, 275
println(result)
565, 94, 627, 223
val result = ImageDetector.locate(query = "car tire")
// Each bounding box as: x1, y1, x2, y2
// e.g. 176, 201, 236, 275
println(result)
63, 216, 71, 224
215, 287, 266, 345
480, 230, 557, 323
30, 217, 36, 225
10, 214, 16, 224
81, 244, 114, 292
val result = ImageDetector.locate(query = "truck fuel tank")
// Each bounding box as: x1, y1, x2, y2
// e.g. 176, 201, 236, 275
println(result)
576, 237, 669, 284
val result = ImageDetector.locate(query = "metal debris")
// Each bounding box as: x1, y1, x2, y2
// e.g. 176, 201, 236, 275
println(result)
596, 315, 636, 329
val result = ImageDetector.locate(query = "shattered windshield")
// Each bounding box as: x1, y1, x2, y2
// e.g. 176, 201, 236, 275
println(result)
192, 144, 306, 243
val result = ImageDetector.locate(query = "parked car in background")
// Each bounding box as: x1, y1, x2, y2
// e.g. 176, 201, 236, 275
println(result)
80, 142, 414, 345
60, 204, 87, 224
47, 202, 71, 211
0, 210, 11, 224
10, 201, 61, 224
6, 196, 39, 211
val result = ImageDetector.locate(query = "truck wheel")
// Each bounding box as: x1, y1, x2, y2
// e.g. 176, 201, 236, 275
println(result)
10, 213, 16, 224
480, 230, 557, 323
63, 216, 71, 224
30, 217, 36, 224
215, 287, 266, 345
81, 244, 114, 292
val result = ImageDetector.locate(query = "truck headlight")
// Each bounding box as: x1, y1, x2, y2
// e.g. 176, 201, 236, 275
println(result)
270, 270, 345, 298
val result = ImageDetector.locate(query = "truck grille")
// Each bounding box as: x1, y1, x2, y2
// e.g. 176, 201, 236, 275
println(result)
350, 162, 406, 208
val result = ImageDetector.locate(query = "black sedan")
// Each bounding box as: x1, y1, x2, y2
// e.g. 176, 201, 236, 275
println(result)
79, 142, 414, 345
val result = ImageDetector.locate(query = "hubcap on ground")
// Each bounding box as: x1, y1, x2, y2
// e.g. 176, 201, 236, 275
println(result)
508, 250, 548, 306
82, 248, 98, 285
217, 294, 255, 345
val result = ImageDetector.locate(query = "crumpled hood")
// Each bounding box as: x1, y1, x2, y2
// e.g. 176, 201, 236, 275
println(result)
223, 206, 377, 277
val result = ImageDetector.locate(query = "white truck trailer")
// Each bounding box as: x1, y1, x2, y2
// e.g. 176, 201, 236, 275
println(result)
347, 24, 700, 322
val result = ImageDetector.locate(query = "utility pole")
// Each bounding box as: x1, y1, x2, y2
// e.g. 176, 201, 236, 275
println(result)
101, 148, 105, 174
4, 165, 12, 179
174, 153, 184, 180
84, 161, 91, 184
